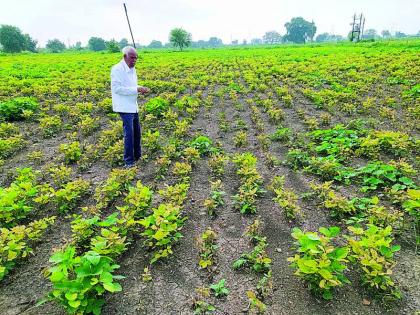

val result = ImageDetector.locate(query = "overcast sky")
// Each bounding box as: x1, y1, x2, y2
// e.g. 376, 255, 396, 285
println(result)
0, 0, 419, 46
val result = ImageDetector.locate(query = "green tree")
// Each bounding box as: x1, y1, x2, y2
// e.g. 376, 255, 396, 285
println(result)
88, 37, 106, 51
284, 17, 317, 44
330, 34, 343, 41
208, 37, 223, 47
381, 30, 391, 39
148, 40, 163, 48
119, 38, 129, 49
395, 31, 406, 38
74, 41, 83, 51
251, 38, 262, 45
24, 34, 37, 52
0, 25, 26, 53
316, 32, 330, 42
106, 39, 120, 53
263, 31, 282, 44
46, 39, 66, 53
169, 28, 191, 51
316, 33, 343, 43
362, 29, 377, 40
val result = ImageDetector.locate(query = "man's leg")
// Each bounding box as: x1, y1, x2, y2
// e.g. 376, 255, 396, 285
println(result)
133, 113, 141, 161
119, 113, 135, 165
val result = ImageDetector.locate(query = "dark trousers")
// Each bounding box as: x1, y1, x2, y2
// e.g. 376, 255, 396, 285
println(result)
119, 112, 141, 165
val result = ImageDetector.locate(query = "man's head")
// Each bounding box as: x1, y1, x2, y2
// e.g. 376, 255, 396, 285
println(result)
122, 46, 138, 68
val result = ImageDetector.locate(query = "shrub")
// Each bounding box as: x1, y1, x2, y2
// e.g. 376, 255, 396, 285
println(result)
0, 97, 39, 121
0, 122, 19, 138
59, 141, 82, 164
94, 168, 136, 210
0, 135, 26, 159
39, 115, 62, 138
0, 168, 39, 227
197, 228, 218, 270
347, 225, 401, 299
54, 179, 91, 213
143, 130, 161, 154
48, 164, 72, 187
0, 216, 55, 281
271, 127, 291, 142
203, 180, 225, 217
233, 130, 248, 147
232, 153, 265, 214
47, 246, 124, 315
77, 115, 100, 136
103, 140, 124, 166
208, 153, 228, 178
270, 176, 303, 220
210, 279, 229, 297
233, 236, 272, 273
144, 97, 169, 117
189, 135, 214, 156
288, 226, 349, 300
139, 203, 186, 263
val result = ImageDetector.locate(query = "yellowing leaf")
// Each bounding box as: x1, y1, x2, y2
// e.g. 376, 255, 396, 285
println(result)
153, 229, 168, 241
319, 269, 333, 280
65, 292, 77, 301
68, 300, 81, 308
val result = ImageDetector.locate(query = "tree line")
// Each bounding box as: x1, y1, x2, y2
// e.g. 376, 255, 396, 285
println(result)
1, 17, 419, 53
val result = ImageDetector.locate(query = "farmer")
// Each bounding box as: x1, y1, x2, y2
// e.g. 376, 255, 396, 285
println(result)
111, 46, 149, 168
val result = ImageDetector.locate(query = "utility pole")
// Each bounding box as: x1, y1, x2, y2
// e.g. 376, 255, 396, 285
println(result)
360, 14, 366, 39
350, 14, 356, 42
350, 13, 365, 42
123, 3, 136, 48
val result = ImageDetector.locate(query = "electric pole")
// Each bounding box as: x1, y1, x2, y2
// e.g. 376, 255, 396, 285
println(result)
350, 13, 365, 42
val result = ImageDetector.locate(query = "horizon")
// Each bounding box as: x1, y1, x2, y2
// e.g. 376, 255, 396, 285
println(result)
0, 0, 419, 47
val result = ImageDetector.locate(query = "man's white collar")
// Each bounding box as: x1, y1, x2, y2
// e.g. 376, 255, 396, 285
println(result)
121, 59, 132, 72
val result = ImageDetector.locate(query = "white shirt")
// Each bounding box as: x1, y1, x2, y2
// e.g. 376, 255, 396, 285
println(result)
111, 59, 139, 113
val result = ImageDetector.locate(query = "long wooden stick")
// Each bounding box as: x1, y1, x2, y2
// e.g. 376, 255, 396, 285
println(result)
124, 3, 136, 48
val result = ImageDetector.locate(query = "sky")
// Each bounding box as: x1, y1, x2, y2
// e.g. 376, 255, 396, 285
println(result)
0, 0, 419, 47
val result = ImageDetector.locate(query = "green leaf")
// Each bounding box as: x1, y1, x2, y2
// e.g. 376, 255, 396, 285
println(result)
99, 212, 119, 226
319, 227, 330, 237
49, 252, 65, 264
50, 271, 64, 282
371, 196, 379, 205
407, 189, 420, 200
199, 259, 211, 268
85, 251, 100, 265
319, 269, 333, 280
333, 247, 348, 260
68, 300, 81, 308
399, 177, 414, 186
328, 226, 340, 237
391, 245, 401, 252
153, 229, 168, 241
233, 258, 247, 269
307, 233, 320, 241
103, 282, 122, 292
297, 259, 316, 273
65, 292, 78, 301
99, 271, 113, 283
322, 290, 333, 300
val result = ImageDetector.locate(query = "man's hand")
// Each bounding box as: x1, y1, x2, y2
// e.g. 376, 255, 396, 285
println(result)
138, 86, 150, 94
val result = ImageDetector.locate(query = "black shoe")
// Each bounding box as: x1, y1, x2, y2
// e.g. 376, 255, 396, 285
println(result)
124, 163, 136, 169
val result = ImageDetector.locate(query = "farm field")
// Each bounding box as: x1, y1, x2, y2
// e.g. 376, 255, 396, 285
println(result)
0, 40, 419, 315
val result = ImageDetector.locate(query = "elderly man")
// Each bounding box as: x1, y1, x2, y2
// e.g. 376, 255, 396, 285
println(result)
111, 46, 149, 168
